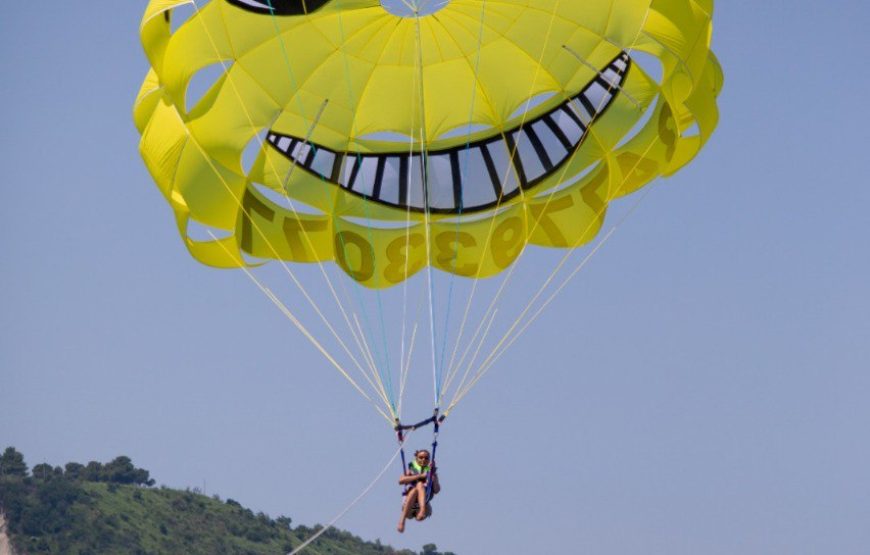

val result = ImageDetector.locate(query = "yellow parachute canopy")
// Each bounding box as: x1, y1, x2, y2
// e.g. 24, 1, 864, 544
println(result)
135, 0, 722, 288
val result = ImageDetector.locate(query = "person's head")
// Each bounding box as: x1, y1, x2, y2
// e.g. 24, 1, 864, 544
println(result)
414, 450, 431, 465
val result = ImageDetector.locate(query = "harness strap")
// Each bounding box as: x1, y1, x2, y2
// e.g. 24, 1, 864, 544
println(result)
424, 414, 440, 503
394, 413, 446, 432
396, 425, 408, 477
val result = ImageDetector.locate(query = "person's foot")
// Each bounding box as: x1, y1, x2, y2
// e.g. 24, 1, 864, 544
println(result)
397, 520, 405, 533
416, 510, 426, 521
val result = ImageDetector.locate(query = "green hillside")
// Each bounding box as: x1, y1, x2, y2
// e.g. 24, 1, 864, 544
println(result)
0, 447, 454, 555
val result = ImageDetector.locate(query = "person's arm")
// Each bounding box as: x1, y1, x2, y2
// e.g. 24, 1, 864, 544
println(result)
429, 469, 441, 494
399, 472, 425, 485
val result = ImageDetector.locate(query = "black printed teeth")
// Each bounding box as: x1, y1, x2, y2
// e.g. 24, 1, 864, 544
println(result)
226, 0, 332, 16
266, 52, 631, 214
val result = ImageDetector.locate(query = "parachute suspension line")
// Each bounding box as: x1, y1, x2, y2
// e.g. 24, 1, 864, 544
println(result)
448, 178, 658, 413
332, 11, 400, 414
359, 158, 399, 412
444, 13, 652, 408
425, 412, 441, 502
398, 288, 429, 417
256, 288, 391, 424
445, 83, 625, 403
396, 58, 425, 419
561, 45, 642, 109
454, 233, 620, 406
173, 100, 391, 417
351, 312, 392, 410
447, 109, 661, 414
330, 257, 389, 403
287, 433, 411, 555
441, 307, 498, 401
260, 0, 398, 415
398, 322, 418, 416
311, 11, 398, 415
413, 0, 433, 12
463, 149, 652, 382
351, 315, 377, 380
280, 98, 329, 189
189, 1, 392, 417
413, 14, 440, 409
442, 0, 565, 399
435, 0, 490, 405
398, 0, 416, 13
195, 1, 367, 353
442, 0, 564, 392
398, 62, 420, 420
276, 102, 389, 396
444, 251, 514, 400
207, 231, 393, 424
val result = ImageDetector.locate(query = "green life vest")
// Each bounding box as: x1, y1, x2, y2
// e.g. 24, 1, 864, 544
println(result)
409, 460, 430, 474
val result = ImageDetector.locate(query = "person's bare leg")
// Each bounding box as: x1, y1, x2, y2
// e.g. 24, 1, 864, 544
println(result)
398, 491, 417, 533
415, 482, 428, 520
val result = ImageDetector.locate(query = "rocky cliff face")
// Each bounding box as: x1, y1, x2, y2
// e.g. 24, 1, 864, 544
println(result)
0, 513, 15, 555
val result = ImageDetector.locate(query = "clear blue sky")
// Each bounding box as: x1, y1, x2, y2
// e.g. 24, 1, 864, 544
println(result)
2, 2, 869, 554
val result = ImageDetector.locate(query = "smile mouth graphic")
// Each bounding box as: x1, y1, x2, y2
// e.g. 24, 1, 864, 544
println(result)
266, 52, 630, 214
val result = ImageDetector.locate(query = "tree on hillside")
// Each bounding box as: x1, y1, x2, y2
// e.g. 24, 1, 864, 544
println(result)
64, 462, 84, 479
82, 461, 103, 481
421, 544, 456, 555
31, 464, 63, 481
0, 447, 27, 477
102, 456, 155, 486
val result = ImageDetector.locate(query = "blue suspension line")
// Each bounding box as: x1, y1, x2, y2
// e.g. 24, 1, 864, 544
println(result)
262, 3, 396, 413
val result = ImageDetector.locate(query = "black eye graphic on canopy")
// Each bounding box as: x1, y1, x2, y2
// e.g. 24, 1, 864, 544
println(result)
225, 0, 331, 15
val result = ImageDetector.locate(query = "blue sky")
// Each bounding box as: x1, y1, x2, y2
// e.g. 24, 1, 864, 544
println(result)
2, 1, 869, 554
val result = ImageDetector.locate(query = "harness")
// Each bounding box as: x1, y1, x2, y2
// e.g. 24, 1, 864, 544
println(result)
395, 408, 445, 503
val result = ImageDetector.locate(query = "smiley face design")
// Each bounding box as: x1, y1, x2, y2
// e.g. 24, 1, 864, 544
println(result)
135, 0, 722, 286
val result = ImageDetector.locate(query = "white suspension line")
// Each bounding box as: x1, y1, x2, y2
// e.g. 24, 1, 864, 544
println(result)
171, 114, 391, 416
396, 43, 426, 419
433, 0, 490, 405
268, 3, 403, 406
444, 9, 654, 410
352, 312, 393, 408
449, 184, 653, 412
411, 14, 441, 408
208, 232, 393, 422
443, 308, 498, 403
447, 132, 662, 413
187, 0, 384, 410
287, 433, 411, 555
442, 0, 562, 393
332, 11, 404, 412
562, 44, 642, 109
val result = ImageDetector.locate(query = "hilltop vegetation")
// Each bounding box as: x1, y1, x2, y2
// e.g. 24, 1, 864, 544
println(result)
0, 447, 455, 555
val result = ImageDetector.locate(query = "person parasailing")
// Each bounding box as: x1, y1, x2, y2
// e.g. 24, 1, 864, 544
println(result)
395, 411, 445, 533
397, 449, 440, 533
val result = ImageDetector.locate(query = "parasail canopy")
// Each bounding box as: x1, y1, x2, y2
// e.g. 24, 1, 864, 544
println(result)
135, 0, 722, 424
135, 0, 722, 288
